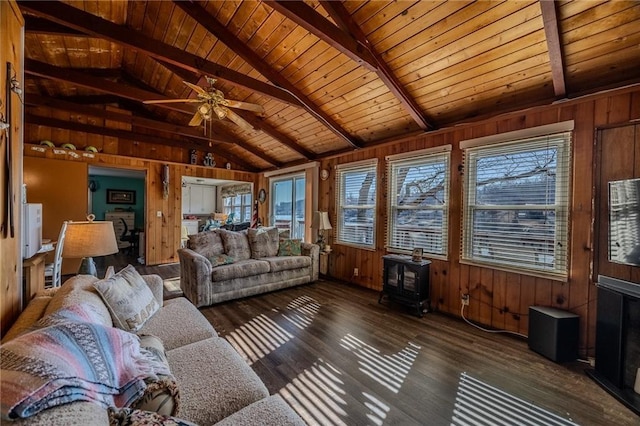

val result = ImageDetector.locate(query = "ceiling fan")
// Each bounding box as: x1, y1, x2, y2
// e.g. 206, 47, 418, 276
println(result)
143, 77, 264, 131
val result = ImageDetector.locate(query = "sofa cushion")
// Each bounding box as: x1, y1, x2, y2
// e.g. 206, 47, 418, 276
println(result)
210, 259, 270, 282
44, 274, 113, 327
137, 298, 217, 351
265, 256, 311, 273
215, 395, 305, 426
93, 265, 160, 332
2, 295, 52, 343
9, 402, 109, 426
166, 337, 268, 425
219, 229, 251, 261
247, 227, 279, 258
278, 239, 302, 256
188, 230, 224, 259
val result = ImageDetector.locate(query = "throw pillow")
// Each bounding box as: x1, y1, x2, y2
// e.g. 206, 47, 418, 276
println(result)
247, 227, 279, 258
132, 335, 180, 417
187, 230, 224, 259
207, 254, 235, 267
218, 229, 251, 261
278, 239, 302, 256
93, 265, 160, 332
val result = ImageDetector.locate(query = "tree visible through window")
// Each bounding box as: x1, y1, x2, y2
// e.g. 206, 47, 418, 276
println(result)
336, 160, 377, 248
462, 133, 571, 277
387, 148, 450, 257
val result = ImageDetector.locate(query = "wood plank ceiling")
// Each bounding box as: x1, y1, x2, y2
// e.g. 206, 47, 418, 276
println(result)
18, 0, 640, 172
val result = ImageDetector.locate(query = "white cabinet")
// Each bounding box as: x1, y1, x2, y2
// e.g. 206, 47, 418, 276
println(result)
182, 184, 216, 214
105, 211, 135, 249
182, 220, 200, 236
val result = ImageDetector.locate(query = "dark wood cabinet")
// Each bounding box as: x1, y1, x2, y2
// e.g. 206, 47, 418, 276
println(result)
379, 255, 431, 317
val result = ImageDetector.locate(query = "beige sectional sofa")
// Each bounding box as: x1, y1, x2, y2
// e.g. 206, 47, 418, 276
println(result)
178, 227, 319, 308
0, 270, 304, 425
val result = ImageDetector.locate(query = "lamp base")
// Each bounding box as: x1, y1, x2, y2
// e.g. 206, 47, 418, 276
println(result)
77, 257, 98, 276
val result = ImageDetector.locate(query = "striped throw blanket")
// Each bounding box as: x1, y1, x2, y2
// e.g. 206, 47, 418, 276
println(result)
0, 304, 170, 420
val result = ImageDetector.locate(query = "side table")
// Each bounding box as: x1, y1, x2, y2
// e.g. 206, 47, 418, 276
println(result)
22, 252, 47, 307
319, 250, 330, 276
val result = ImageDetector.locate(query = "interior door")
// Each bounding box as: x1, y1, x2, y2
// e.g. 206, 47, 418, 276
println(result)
270, 175, 306, 240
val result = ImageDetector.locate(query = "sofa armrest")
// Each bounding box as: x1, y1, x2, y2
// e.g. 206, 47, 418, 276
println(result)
301, 242, 320, 282
178, 248, 213, 308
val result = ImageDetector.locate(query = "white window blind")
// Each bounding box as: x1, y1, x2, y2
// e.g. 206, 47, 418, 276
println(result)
386, 148, 450, 257
336, 159, 377, 248
462, 132, 571, 278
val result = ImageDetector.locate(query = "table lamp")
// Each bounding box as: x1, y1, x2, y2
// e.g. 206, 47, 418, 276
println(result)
62, 214, 118, 276
312, 211, 332, 252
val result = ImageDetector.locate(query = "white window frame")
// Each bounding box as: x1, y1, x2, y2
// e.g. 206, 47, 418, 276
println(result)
335, 159, 378, 250
461, 122, 573, 280
386, 146, 451, 259
222, 192, 252, 222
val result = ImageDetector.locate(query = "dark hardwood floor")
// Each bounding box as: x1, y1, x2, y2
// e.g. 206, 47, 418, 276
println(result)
195, 279, 637, 426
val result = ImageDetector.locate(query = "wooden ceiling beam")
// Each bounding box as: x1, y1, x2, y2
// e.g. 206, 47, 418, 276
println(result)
539, 0, 566, 97
25, 59, 196, 115
18, 0, 300, 106
24, 113, 260, 172
265, 0, 377, 72
174, 0, 360, 149
233, 111, 316, 160
320, 1, 435, 131
24, 94, 236, 144
24, 15, 85, 36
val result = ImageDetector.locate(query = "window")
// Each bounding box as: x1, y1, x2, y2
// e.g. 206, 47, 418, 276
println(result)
386, 146, 451, 257
461, 129, 572, 278
336, 159, 377, 248
221, 184, 252, 222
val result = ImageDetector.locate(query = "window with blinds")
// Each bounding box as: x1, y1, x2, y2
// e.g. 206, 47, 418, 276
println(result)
462, 132, 571, 277
386, 147, 450, 257
336, 159, 377, 248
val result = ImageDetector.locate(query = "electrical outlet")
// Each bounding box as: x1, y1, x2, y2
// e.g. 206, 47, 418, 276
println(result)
461, 294, 469, 306
353, 268, 359, 277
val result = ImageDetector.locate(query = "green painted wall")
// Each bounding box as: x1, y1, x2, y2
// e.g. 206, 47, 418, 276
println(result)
89, 175, 145, 229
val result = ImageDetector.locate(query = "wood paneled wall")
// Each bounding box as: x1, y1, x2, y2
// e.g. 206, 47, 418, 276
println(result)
0, 0, 23, 337
23, 146, 256, 267
311, 86, 640, 357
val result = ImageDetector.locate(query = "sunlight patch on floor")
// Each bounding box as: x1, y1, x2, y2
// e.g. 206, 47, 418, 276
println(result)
279, 359, 348, 426
452, 372, 579, 426
340, 334, 421, 394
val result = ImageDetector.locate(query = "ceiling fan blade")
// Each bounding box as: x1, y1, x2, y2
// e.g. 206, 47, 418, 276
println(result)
183, 81, 208, 96
143, 99, 201, 104
225, 109, 254, 131
188, 111, 204, 127
223, 99, 264, 113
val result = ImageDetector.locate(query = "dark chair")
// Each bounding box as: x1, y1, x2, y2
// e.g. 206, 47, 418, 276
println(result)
119, 217, 138, 255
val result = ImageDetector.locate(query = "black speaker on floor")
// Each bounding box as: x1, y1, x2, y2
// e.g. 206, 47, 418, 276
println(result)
528, 306, 579, 363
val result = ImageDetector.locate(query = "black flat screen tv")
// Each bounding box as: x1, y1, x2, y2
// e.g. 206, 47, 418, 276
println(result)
609, 177, 640, 267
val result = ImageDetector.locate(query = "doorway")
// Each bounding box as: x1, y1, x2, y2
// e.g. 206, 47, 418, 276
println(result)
270, 174, 306, 240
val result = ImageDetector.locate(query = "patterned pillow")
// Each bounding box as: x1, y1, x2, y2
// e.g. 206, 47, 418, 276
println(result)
278, 239, 302, 256
207, 254, 235, 267
108, 407, 196, 426
218, 229, 251, 261
247, 227, 279, 258
187, 230, 224, 259
93, 265, 160, 332
132, 335, 180, 417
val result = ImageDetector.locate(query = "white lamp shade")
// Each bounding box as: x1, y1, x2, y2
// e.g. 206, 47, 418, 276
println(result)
62, 220, 119, 258
312, 211, 332, 230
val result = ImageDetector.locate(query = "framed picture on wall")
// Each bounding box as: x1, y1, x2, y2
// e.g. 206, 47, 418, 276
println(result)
107, 189, 136, 204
